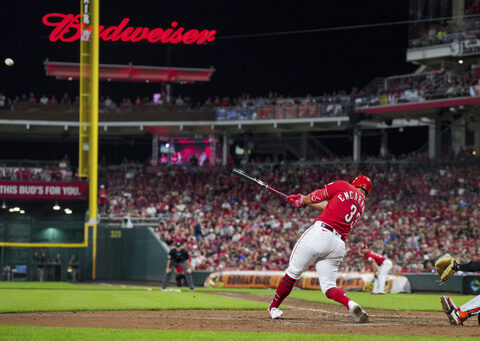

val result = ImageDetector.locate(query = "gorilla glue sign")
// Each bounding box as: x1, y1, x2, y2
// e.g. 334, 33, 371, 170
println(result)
42, 13, 217, 45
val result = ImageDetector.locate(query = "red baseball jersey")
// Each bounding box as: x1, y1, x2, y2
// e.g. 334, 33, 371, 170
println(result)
314, 180, 366, 240
363, 250, 386, 266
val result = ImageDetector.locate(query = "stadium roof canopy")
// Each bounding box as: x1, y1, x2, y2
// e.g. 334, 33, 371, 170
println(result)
44, 60, 215, 84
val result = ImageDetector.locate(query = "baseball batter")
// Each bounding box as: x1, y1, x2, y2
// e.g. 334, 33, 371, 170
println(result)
360, 244, 392, 295
440, 259, 480, 325
268, 176, 372, 323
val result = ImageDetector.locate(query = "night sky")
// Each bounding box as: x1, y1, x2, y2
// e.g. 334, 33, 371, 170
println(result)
1, 0, 417, 103
0, 1, 429, 162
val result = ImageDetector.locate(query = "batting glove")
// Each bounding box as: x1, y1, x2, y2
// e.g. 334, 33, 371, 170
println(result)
286, 194, 306, 208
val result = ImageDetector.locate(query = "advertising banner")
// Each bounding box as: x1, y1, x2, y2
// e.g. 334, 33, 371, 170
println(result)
462, 275, 480, 295
204, 270, 411, 293
0, 181, 88, 200
451, 39, 480, 57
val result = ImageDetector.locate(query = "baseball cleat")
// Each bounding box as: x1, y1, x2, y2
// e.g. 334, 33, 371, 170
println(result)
268, 307, 284, 319
441, 296, 459, 312
348, 301, 369, 323
441, 296, 466, 326
447, 309, 467, 326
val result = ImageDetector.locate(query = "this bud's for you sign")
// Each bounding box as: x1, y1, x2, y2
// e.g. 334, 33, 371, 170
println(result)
0, 182, 88, 200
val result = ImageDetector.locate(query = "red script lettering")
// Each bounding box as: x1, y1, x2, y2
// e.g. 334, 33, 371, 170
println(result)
42, 13, 216, 45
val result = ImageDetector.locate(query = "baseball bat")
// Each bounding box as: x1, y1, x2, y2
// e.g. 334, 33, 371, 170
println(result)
232, 168, 288, 199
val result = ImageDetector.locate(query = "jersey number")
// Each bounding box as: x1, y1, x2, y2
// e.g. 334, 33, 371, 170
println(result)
345, 205, 361, 227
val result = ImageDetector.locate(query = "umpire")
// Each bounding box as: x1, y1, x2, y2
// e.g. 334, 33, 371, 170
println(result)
161, 241, 195, 291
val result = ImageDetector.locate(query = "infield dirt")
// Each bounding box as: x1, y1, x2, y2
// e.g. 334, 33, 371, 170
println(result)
0, 291, 477, 337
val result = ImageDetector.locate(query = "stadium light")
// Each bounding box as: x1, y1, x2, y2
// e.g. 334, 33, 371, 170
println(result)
8, 208, 14, 212
64, 208, 72, 214
20, 210, 25, 214
1, 201, 6, 209
13, 207, 20, 212
458, 59, 464, 64
53, 204, 61, 211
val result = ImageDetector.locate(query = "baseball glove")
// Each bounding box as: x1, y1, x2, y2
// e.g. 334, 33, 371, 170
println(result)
435, 257, 459, 283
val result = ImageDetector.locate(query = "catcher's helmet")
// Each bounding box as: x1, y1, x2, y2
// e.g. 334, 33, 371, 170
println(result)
351, 175, 372, 196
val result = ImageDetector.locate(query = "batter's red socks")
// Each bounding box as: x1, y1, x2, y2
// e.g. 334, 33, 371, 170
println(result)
270, 274, 296, 310
325, 287, 351, 309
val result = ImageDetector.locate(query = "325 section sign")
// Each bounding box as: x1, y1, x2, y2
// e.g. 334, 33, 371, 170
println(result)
0, 181, 88, 200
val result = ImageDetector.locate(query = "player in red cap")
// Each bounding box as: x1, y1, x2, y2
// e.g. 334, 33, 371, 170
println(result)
268, 175, 372, 323
360, 244, 393, 294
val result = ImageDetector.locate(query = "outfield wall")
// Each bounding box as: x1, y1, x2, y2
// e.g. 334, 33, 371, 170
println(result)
204, 270, 411, 293
402, 273, 463, 293
95, 227, 168, 281
0, 213, 86, 281
0, 224, 168, 283
3, 223, 479, 293
93, 227, 209, 286
203, 271, 480, 294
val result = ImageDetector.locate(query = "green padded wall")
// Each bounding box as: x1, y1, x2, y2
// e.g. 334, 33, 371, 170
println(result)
94, 226, 168, 281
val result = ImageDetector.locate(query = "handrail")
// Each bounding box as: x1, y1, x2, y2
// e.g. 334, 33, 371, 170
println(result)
0, 159, 64, 167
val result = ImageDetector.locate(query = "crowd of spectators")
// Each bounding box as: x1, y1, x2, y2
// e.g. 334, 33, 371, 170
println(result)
0, 92, 72, 109
356, 64, 480, 108
0, 89, 357, 115
0, 89, 359, 121
217, 64, 480, 119
0, 92, 202, 112
2, 65, 480, 125
3, 62, 480, 119
409, 1, 480, 48
0, 156, 73, 182
2, 152, 479, 274
99, 154, 480, 274
215, 90, 357, 120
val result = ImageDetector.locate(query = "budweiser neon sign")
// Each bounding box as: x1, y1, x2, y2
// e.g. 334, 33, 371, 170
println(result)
42, 13, 216, 45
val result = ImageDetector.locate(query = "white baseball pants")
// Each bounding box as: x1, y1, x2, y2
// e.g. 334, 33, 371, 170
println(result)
286, 221, 345, 295
461, 295, 480, 314
373, 259, 392, 294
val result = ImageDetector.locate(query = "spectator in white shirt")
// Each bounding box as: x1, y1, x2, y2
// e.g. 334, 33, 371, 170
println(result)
39, 95, 49, 105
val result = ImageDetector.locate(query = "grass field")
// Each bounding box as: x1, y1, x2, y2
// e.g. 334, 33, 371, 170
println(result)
0, 282, 478, 340
0, 283, 265, 313
0, 282, 475, 312
0, 325, 478, 341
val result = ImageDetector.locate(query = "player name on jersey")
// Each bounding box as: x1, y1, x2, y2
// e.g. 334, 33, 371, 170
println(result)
337, 190, 366, 213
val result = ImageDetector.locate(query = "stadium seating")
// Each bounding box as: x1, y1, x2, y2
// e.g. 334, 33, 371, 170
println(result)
99, 153, 480, 274
2, 152, 479, 274
5, 63, 480, 122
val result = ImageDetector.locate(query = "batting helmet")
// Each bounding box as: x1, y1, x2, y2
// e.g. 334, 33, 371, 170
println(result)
351, 175, 372, 196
